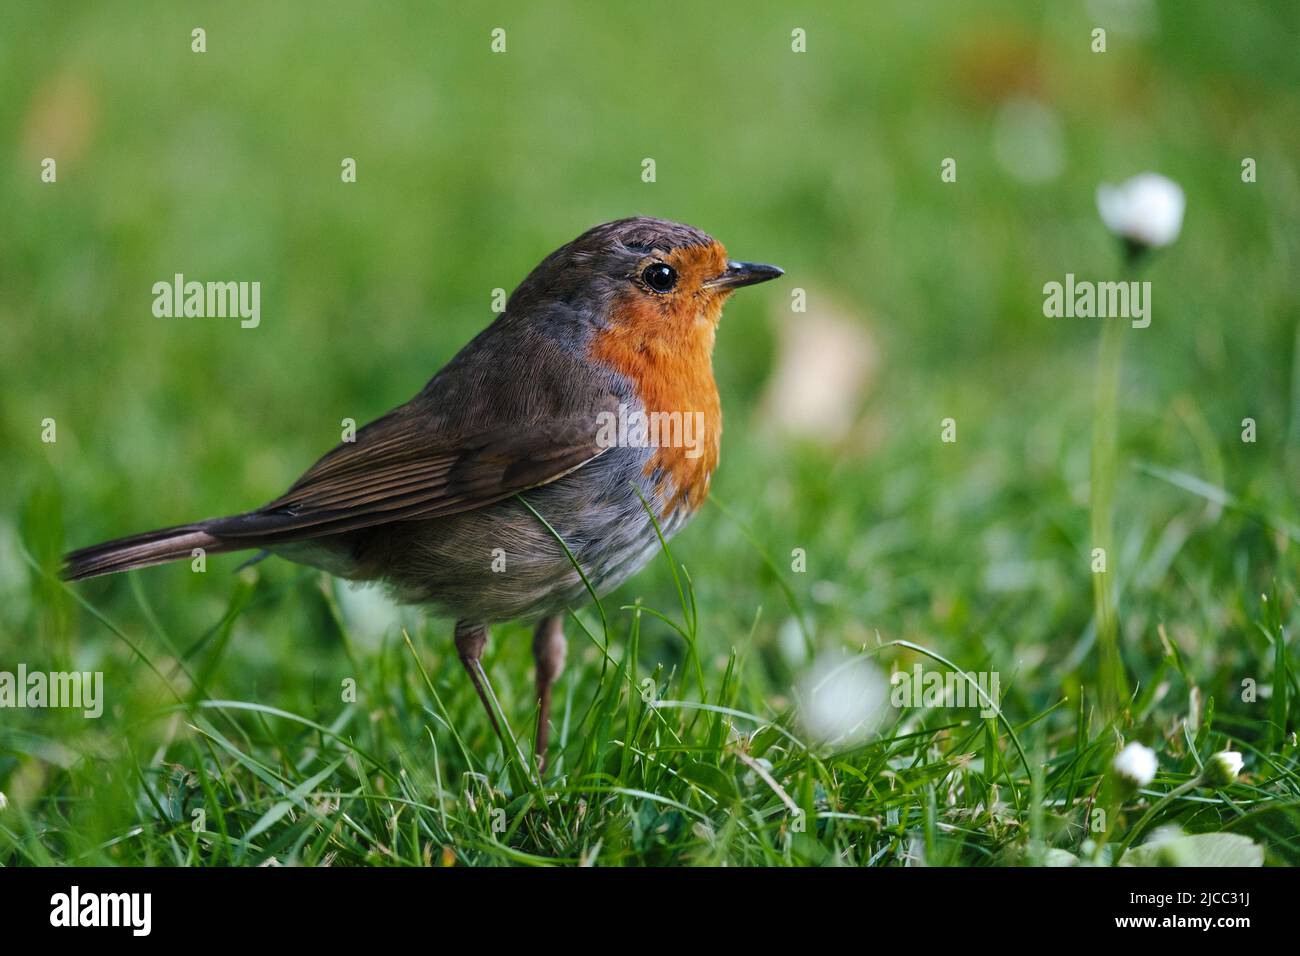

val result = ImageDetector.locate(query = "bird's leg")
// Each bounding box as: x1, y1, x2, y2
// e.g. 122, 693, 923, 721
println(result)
454, 620, 503, 741
532, 615, 567, 769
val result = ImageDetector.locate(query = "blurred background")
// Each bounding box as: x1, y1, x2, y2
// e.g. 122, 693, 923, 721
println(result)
1, 1, 1298, 859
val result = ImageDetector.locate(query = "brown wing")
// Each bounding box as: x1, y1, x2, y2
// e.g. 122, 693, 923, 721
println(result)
204, 404, 614, 544
203, 297, 626, 545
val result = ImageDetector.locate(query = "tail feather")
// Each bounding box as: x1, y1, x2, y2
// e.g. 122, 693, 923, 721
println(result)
62, 523, 234, 581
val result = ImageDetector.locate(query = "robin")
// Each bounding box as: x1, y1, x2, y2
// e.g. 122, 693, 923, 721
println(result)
63, 217, 783, 766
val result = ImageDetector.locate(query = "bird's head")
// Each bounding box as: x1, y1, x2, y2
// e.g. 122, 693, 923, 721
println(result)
509, 217, 783, 344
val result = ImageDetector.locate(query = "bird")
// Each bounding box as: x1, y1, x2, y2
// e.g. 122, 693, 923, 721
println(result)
62, 217, 783, 767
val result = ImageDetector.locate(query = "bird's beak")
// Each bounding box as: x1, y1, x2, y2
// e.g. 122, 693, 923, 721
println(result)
706, 260, 784, 290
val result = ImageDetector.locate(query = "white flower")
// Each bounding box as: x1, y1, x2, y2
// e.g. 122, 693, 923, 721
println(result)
798, 653, 888, 746
1096, 172, 1185, 249
1112, 742, 1157, 789
0, 791, 7, 811
1204, 750, 1244, 787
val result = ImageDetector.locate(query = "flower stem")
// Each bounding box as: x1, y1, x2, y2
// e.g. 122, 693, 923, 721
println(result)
1090, 309, 1129, 718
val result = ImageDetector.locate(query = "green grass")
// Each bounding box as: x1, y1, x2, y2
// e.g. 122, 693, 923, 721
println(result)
4, 469, 1298, 866
2, 0, 1300, 866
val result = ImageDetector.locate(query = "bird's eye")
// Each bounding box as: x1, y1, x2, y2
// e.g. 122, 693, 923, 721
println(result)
641, 263, 678, 294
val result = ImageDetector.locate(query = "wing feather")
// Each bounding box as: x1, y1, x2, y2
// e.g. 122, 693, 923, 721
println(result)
205, 402, 615, 544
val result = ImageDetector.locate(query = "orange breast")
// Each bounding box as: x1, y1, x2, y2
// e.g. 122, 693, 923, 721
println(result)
590, 293, 723, 515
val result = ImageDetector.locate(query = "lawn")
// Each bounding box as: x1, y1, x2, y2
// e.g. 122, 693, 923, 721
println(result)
1, 0, 1298, 866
